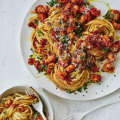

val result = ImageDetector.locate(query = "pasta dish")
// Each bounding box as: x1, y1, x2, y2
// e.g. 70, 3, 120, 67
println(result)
0, 93, 44, 120
27, 0, 120, 93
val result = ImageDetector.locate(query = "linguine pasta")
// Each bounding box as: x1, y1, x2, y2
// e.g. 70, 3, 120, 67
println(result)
0, 93, 44, 120
27, 0, 120, 93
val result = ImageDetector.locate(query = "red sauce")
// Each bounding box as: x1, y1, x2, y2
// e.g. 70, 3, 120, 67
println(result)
28, 22, 36, 29
35, 60, 41, 71
28, 58, 35, 65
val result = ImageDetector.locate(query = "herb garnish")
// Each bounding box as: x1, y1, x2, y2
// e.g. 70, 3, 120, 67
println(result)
3, 111, 6, 114
37, 56, 42, 60
34, 111, 39, 115
29, 55, 33, 57
66, 90, 76, 94
84, 0, 89, 5
62, 35, 69, 44
58, 2, 62, 7
101, 48, 109, 53
47, 0, 57, 7
104, 10, 114, 20
34, 20, 38, 26
45, 66, 48, 71
44, 72, 48, 75
74, 22, 83, 37
2, 100, 5, 105
37, 30, 42, 36
30, 48, 34, 52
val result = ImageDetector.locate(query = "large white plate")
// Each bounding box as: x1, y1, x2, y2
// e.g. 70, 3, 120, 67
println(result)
20, 0, 120, 101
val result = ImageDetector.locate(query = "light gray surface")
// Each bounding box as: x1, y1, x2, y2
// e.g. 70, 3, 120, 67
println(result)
0, 0, 120, 120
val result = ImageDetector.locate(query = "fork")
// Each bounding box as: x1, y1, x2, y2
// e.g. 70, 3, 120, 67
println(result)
63, 93, 120, 120
25, 87, 47, 120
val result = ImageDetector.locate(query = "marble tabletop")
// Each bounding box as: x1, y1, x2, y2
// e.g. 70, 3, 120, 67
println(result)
0, 0, 120, 120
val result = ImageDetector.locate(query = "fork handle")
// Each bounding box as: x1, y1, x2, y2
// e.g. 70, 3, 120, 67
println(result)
64, 94, 120, 120
40, 111, 47, 120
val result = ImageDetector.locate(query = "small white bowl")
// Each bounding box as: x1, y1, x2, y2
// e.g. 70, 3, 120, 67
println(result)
0, 86, 54, 120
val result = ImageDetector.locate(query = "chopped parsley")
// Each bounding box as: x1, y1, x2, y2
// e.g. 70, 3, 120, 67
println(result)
36, 30, 42, 36
34, 111, 39, 115
83, 83, 88, 90
62, 35, 69, 44
58, 2, 62, 7
75, 14, 81, 20
77, 87, 82, 92
37, 56, 42, 60
34, 20, 38, 26
30, 48, 34, 52
38, 65, 45, 73
101, 48, 109, 53
84, 0, 89, 5
47, 0, 57, 7
2, 100, 5, 105
80, 55, 85, 61
74, 22, 83, 37
41, 65, 45, 69
66, 90, 76, 94
104, 10, 114, 20
44, 72, 48, 75
29, 55, 33, 57
3, 111, 6, 114
45, 66, 48, 71
65, 57, 68, 60
55, 58, 58, 63
85, 65, 90, 70
77, 83, 90, 92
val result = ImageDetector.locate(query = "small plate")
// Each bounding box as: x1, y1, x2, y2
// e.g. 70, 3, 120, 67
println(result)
0, 86, 53, 120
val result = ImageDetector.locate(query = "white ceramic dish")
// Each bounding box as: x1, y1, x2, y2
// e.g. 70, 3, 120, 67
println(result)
20, 0, 120, 101
0, 86, 53, 120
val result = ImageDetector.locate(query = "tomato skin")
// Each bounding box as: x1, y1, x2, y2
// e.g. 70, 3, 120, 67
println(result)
72, 5, 79, 14
91, 64, 99, 72
3, 99, 12, 108
107, 52, 115, 62
69, 15, 74, 23
35, 60, 41, 71
56, 71, 68, 80
77, 0, 84, 5
29, 94, 37, 99
68, 33, 75, 39
102, 62, 115, 73
58, 0, 69, 4
102, 35, 112, 47
49, 31, 58, 42
40, 39, 47, 48
79, 15, 87, 24
71, 0, 77, 4
79, 6, 85, 13
47, 63, 55, 74
28, 22, 36, 29
111, 41, 120, 53
38, 13, 47, 22
43, 55, 56, 65
90, 74, 101, 83
37, 118, 43, 120
64, 3, 72, 11
28, 58, 35, 65
35, 5, 49, 14
65, 64, 75, 73
17, 106, 25, 112
67, 26, 75, 34
90, 7, 100, 17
